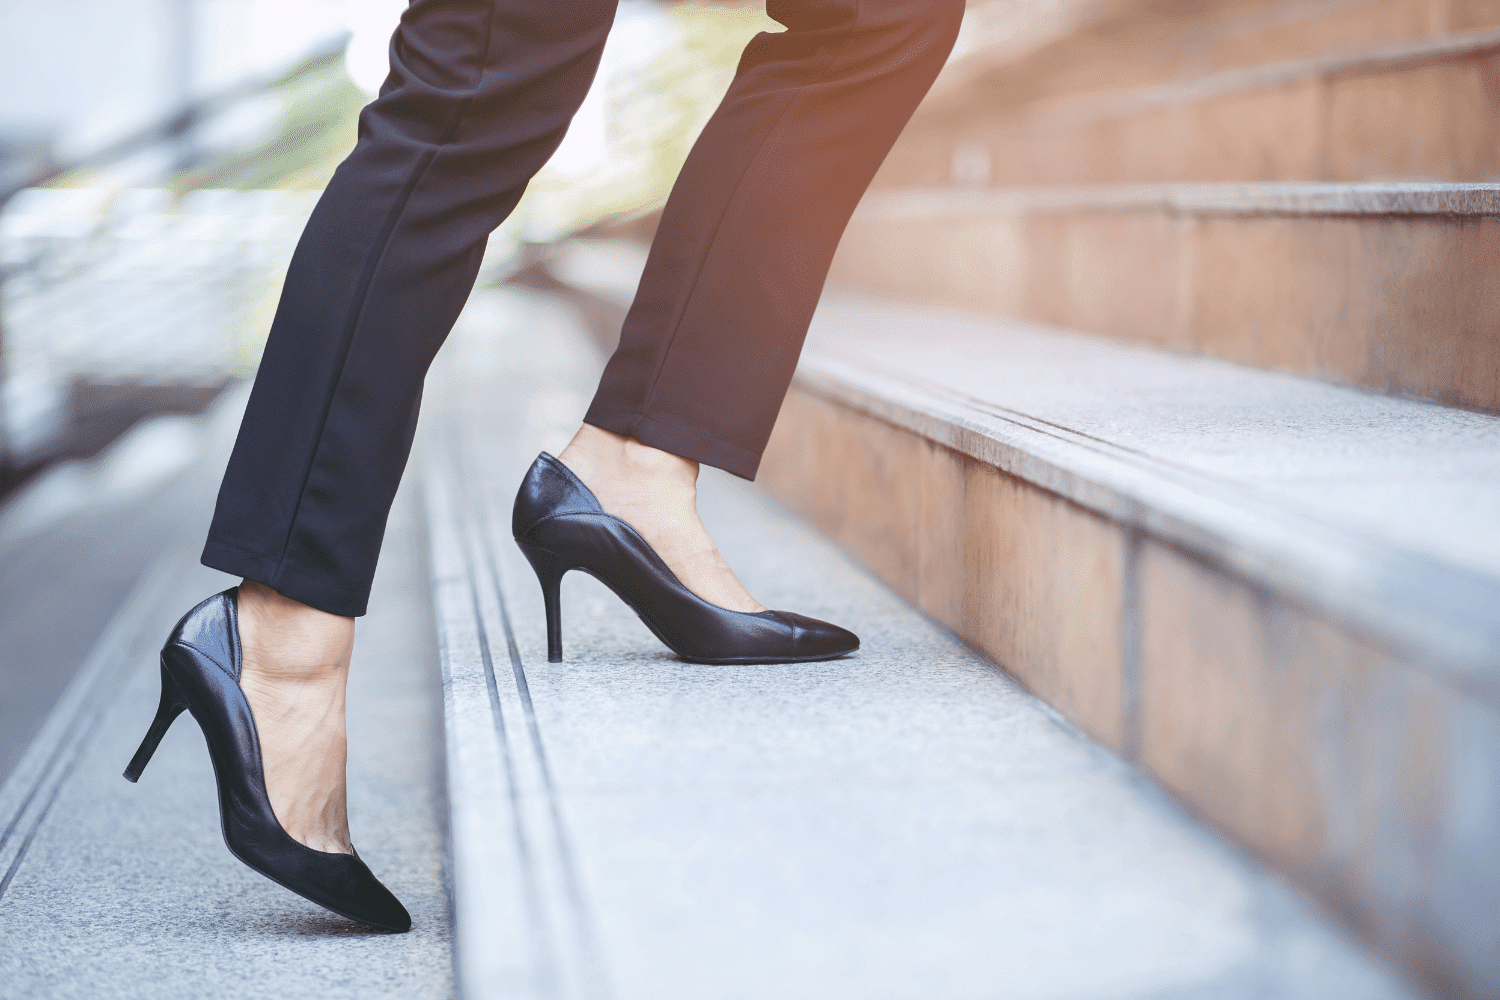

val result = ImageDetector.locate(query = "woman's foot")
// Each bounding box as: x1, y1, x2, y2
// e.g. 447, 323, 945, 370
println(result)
235, 581, 355, 855
557, 424, 766, 613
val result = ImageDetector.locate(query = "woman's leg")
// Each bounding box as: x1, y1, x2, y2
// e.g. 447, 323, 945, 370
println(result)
201, 0, 618, 849
206, 1, 618, 617
568, 0, 964, 608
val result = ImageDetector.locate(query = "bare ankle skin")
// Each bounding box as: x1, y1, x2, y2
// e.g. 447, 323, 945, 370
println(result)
556, 424, 766, 613
235, 581, 356, 855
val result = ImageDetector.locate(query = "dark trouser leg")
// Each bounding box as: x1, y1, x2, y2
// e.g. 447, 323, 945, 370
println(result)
583, 0, 964, 480
202, 0, 619, 616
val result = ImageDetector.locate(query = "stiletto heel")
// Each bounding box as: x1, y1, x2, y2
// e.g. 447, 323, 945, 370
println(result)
517, 540, 567, 663
512, 452, 859, 665
122, 662, 188, 782
122, 588, 411, 931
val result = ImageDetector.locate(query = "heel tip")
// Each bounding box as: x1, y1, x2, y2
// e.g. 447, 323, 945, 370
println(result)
548, 651, 563, 663
122, 769, 141, 783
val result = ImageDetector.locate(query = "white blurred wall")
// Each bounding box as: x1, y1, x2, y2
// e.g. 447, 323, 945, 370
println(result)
0, 0, 348, 162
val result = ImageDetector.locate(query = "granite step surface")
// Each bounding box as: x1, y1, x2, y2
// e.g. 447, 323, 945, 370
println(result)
418, 280, 1419, 1000
755, 291, 1500, 999
0, 391, 455, 999
828, 182, 1500, 414
892, 20, 1500, 187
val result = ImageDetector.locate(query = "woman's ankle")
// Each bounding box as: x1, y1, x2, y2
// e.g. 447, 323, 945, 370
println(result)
560, 424, 699, 490
237, 581, 354, 681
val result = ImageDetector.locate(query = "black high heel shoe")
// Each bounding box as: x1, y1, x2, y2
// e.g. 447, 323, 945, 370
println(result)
512, 452, 860, 665
123, 589, 411, 932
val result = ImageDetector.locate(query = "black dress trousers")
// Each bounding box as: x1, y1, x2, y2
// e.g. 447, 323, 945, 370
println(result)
202, 0, 963, 617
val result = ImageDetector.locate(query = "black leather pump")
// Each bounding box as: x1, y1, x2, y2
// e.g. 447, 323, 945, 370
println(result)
512, 452, 860, 664
123, 589, 411, 932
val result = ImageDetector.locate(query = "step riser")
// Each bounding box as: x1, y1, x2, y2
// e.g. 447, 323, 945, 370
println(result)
831, 202, 1500, 413
942, 0, 1484, 121
893, 32, 1500, 187
760, 384, 1500, 1000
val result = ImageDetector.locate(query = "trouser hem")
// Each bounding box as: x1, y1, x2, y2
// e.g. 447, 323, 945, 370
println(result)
582, 408, 763, 481
201, 539, 370, 617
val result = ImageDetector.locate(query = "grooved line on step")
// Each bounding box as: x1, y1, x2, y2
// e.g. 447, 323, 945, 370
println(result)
446, 431, 560, 992
458, 428, 613, 1000
0, 539, 189, 904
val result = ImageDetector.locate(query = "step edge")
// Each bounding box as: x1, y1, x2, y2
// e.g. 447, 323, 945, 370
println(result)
929, 25, 1500, 129
858, 182, 1500, 218
793, 348, 1500, 701
420, 451, 536, 1000
0, 532, 200, 899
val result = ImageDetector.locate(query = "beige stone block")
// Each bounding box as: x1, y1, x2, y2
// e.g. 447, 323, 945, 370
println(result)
1174, 79, 1327, 182
759, 389, 923, 602
1183, 215, 1500, 412
1017, 120, 1092, 186
842, 210, 1178, 350
839, 204, 1500, 415
1448, 0, 1500, 30
1138, 542, 1335, 871
942, 0, 1434, 114
760, 374, 1500, 995
1052, 213, 1182, 341
976, 87, 1316, 186
1327, 60, 1500, 181
1178, 216, 1333, 373
827, 215, 943, 304
831, 211, 1038, 319
1186, 0, 1437, 73
1340, 216, 1500, 411
1135, 541, 1500, 994
918, 447, 1127, 750
763, 396, 1127, 749
916, 74, 1326, 187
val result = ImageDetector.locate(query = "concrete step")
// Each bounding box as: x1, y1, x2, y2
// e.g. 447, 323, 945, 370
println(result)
895, 11, 1500, 188
0, 393, 454, 997
828, 182, 1500, 414
754, 293, 1500, 1000
943, 0, 1498, 121
538, 237, 1496, 996
418, 279, 1424, 999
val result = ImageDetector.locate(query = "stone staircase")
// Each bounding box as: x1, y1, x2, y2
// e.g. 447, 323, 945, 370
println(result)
855, 0, 1500, 415
1, 277, 1423, 1000
4, 4, 1498, 994
747, 1, 1500, 996
414, 282, 1421, 1000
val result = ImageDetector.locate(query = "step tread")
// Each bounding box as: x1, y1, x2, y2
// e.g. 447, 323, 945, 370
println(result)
801, 293, 1500, 689
0, 400, 454, 997
861, 181, 1500, 217
418, 283, 1417, 1000
936, 24, 1500, 125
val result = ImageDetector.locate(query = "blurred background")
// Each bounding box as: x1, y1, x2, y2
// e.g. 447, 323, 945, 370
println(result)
3, 3, 1499, 998
0, 2, 786, 775
0, 0, 788, 846
0, 0, 788, 490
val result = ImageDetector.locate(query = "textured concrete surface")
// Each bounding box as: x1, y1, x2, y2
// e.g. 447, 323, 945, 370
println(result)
808, 293, 1500, 579
792, 294, 1500, 681
0, 429, 454, 998
831, 195, 1500, 414
0, 395, 243, 786
860, 183, 1500, 217
749, 302, 1500, 998
419, 284, 1419, 1000
891, 8, 1500, 189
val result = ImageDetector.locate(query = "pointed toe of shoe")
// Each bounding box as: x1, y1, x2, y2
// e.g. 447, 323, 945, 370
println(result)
332, 854, 412, 932
249, 845, 413, 932
373, 898, 413, 934
780, 612, 860, 660
357, 880, 412, 934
